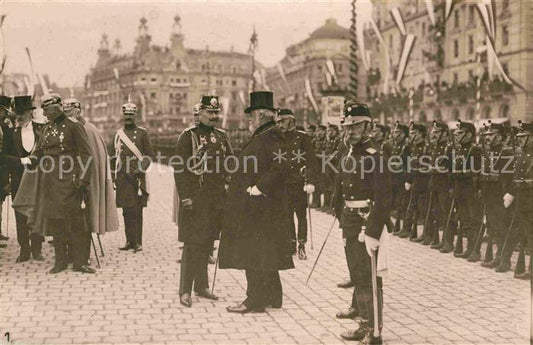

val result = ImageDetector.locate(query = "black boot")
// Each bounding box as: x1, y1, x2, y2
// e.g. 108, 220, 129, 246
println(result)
495, 260, 511, 273
481, 257, 500, 268
298, 243, 307, 260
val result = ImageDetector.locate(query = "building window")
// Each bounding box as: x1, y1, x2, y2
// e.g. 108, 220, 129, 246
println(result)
422, 22, 426, 36
454, 40, 459, 58
468, 5, 476, 25
232, 80, 237, 86
453, 72, 458, 85
337, 64, 343, 72
150, 92, 156, 99
502, 62, 509, 75
454, 9, 460, 28
468, 69, 474, 80
467, 108, 475, 120
452, 109, 460, 120
151, 77, 157, 83
502, 26, 509, 46
483, 106, 491, 119
502, 0, 510, 12
468, 35, 474, 54
232, 91, 237, 100
232, 66, 237, 74
317, 65, 322, 72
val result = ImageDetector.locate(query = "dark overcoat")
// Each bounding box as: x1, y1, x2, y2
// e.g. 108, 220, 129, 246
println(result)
219, 121, 294, 271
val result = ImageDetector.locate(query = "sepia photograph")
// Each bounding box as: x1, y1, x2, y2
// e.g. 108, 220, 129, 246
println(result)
0, 0, 531, 344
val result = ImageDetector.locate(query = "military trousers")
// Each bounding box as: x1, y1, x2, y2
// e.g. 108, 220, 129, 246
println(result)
15, 211, 43, 258
482, 182, 506, 257
287, 182, 308, 244
244, 270, 282, 309
516, 189, 533, 267
454, 180, 481, 250
123, 206, 143, 246
50, 216, 89, 268
179, 242, 210, 296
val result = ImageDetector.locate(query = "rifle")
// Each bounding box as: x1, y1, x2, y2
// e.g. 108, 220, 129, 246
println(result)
440, 196, 455, 250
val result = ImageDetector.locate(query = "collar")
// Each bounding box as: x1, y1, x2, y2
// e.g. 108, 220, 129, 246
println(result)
124, 123, 137, 130
198, 122, 215, 132
253, 120, 276, 137
53, 113, 66, 124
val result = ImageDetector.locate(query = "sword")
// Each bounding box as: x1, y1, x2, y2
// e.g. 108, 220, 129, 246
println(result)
90, 234, 101, 269
211, 252, 220, 295
370, 249, 380, 338
441, 196, 455, 247
472, 203, 487, 255
97, 234, 105, 257
6, 195, 10, 238
306, 216, 337, 285
301, 166, 314, 250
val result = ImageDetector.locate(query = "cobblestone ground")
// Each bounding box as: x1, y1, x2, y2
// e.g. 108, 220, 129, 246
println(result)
0, 165, 530, 345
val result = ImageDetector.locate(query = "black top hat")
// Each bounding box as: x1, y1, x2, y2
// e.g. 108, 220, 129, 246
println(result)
244, 91, 276, 113
342, 100, 371, 126
200, 95, 220, 112
0, 95, 12, 111
13, 95, 36, 114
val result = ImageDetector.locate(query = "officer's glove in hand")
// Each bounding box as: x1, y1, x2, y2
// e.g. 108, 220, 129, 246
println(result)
20, 157, 32, 166
404, 182, 412, 191
365, 235, 380, 257
247, 185, 263, 196
303, 184, 315, 194
181, 198, 193, 210
503, 193, 514, 208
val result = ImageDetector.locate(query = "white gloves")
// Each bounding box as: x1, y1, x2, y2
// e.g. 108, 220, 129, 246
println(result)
365, 235, 380, 257
20, 157, 32, 165
503, 193, 514, 208
405, 182, 412, 191
303, 184, 315, 194
247, 185, 263, 196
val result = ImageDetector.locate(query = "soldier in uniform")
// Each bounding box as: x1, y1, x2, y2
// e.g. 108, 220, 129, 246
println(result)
323, 124, 341, 212
333, 101, 391, 344
426, 121, 452, 249
475, 121, 511, 265
276, 108, 318, 260
398, 122, 429, 242
111, 99, 153, 253
34, 94, 95, 274
450, 120, 481, 259
502, 121, 533, 279
174, 96, 231, 307
3, 96, 44, 262
390, 122, 410, 236
313, 125, 327, 208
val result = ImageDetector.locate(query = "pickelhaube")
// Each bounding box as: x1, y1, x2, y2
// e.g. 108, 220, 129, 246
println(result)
517, 120, 533, 134
199, 95, 220, 112
63, 97, 81, 112
482, 120, 504, 135
341, 100, 371, 126
122, 96, 137, 115
409, 121, 427, 135
394, 121, 409, 136
432, 120, 448, 132
40, 93, 62, 108
373, 120, 390, 135
456, 119, 476, 134
277, 108, 295, 121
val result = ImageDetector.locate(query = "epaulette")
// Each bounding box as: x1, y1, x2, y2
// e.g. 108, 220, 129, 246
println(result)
67, 117, 78, 123
214, 127, 227, 134
137, 126, 148, 131
297, 130, 307, 135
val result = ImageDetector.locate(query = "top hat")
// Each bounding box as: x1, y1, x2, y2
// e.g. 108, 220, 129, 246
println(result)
14, 95, 36, 114
342, 100, 371, 126
277, 108, 295, 120
244, 91, 276, 113
199, 95, 221, 112
0, 95, 12, 111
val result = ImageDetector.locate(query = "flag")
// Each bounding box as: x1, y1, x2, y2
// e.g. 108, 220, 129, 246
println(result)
276, 63, 289, 91
220, 96, 230, 129
139, 93, 146, 122
248, 28, 258, 53
425, 0, 436, 26
396, 35, 416, 86
38, 73, 49, 96
325, 72, 332, 87
304, 77, 319, 114
390, 7, 406, 36
238, 90, 246, 105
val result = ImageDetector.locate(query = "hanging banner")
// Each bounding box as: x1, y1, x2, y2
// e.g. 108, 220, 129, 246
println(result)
325, 72, 332, 87
370, 17, 392, 94
396, 35, 416, 86
260, 69, 270, 91
276, 63, 290, 91
238, 90, 246, 105
220, 96, 230, 129
390, 7, 406, 36
326, 59, 337, 83
445, 0, 453, 21
425, 0, 436, 26
486, 38, 526, 91
139, 93, 146, 122
304, 77, 319, 114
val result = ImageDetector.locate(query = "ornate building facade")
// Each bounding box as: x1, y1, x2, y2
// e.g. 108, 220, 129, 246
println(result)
84, 16, 253, 139
363, 0, 533, 125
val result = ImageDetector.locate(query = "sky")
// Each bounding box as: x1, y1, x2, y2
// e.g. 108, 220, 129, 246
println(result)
1, 0, 372, 88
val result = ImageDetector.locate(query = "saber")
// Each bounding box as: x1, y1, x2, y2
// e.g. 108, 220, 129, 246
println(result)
307, 197, 314, 250
306, 216, 337, 285
440, 196, 455, 248
6, 195, 10, 237
420, 192, 433, 242
472, 203, 487, 255
498, 209, 516, 258
97, 234, 105, 257
211, 253, 220, 295
90, 234, 101, 269
370, 249, 380, 338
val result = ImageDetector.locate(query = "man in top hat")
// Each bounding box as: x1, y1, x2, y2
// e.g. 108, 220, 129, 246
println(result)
390, 122, 410, 236
63, 98, 119, 264
33, 93, 95, 273
333, 101, 391, 344
173, 96, 232, 307
450, 120, 482, 259
0, 95, 13, 243
276, 108, 318, 260
219, 91, 294, 313
111, 98, 154, 253
502, 121, 533, 280
398, 122, 429, 242
2, 96, 45, 262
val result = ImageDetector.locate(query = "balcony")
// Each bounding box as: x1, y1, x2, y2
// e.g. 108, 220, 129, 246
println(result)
169, 81, 190, 88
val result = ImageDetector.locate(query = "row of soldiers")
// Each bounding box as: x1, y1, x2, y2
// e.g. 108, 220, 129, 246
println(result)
303, 117, 532, 281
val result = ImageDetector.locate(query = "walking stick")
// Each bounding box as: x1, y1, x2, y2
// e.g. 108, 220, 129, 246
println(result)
211, 253, 220, 295
370, 249, 380, 338
90, 234, 101, 268
440, 196, 455, 248
306, 216, 337, 285
97, 234, 105, 257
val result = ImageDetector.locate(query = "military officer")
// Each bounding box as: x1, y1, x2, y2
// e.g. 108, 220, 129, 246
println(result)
276, 108, 318, 260
333, 101, 391, 344
450, 120, 482, 259
35, 94, 95, 274
390, 122, 410, 236
174, 96, 232, 307
323, 124, 341, 212
502, 121, 533, 279
111, 99, 154, 253
426, 121, 452, 249
398, 122, 429, 241
3, 96, 45, 262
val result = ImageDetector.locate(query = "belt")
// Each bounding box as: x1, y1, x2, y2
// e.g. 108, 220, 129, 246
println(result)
344, 200, 369, 209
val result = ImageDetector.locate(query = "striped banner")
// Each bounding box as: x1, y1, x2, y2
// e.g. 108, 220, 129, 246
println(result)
369, 17, 391, 94
408, 88, 414, 120
445, 0, 453, 21
349, 0, 358, 100
276, 63, 290, 92
425, 0, 436, 26
396, 34, 416, 86
390, 7, 406, 36
305, 77, 319, 114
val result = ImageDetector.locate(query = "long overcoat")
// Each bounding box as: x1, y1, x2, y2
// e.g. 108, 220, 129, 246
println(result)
218, 121, 294, 271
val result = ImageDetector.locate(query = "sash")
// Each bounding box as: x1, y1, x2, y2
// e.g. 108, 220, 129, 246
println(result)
114, 129, 150, 196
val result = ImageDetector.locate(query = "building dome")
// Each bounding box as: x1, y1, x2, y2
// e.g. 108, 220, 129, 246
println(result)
309, 18, 350, 40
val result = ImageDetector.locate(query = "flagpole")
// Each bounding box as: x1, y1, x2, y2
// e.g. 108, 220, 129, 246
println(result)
249, 27, 257, 92
349, 0, 358, 100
